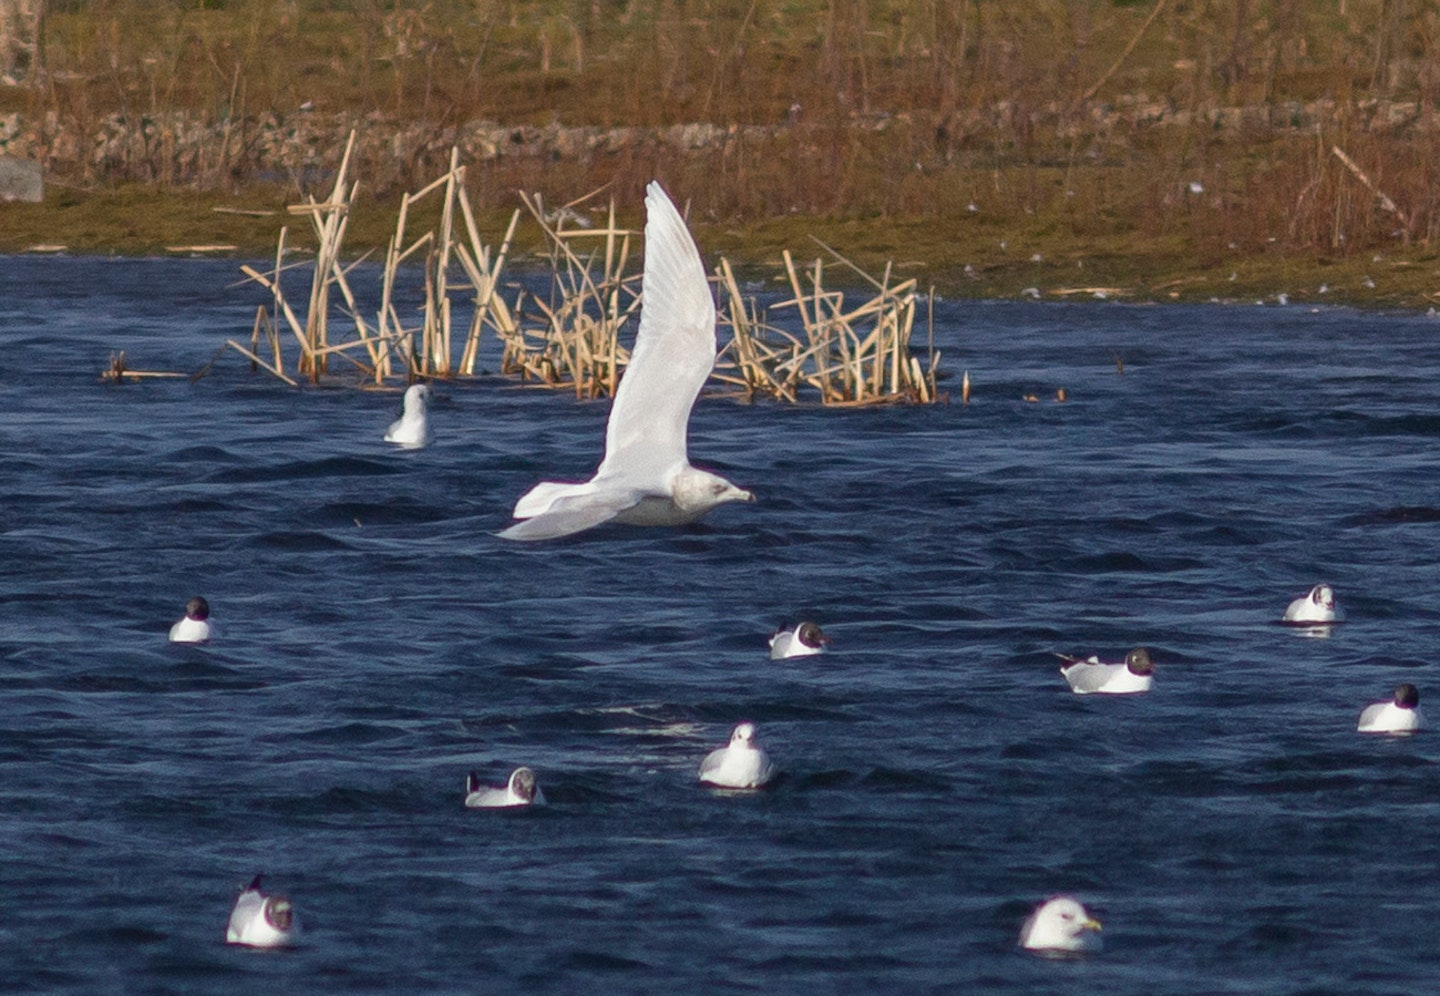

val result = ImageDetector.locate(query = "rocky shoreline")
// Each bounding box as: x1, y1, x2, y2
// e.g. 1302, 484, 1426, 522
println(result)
3, 93, 1437, 193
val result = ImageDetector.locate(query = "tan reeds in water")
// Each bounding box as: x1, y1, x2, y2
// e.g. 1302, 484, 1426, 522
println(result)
496, 190, 640, 400
207, 159, 942, 407
228, 134, 519, 387
717, 244, 941, 405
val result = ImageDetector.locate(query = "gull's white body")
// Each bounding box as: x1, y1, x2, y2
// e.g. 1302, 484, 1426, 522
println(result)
1019, 896, 1103, 953
169, 597, 212, 643
768, 621, 829, 660
499, 183, 752, 541
1058, 648, 1153, 695
169, 616, 212, 643
699, 722, 775, 789
465, 767, 546, 808
1284, 584, 1341, 623
226, 876, 300, 948
1358, 685, 1423, 734
384, 383, 432, 448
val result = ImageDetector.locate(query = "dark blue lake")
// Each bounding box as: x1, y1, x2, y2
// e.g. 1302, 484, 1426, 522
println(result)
2, 256, 1439, 993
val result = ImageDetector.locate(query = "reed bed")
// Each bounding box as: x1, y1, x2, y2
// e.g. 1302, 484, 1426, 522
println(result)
496, 191, 641, 400
227, 133, 521, 387
716, 248, 940, 405
205, 154, 942, 405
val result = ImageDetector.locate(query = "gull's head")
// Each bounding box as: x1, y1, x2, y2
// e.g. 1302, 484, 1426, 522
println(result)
508, 767, 538, 802
1310, 584, 1335, 609
797, 621, 830, 650
263, 895, 296, 934
1394, 684, 1420, 709
730, 722, 758, 748
403, 382, 431, 413
1021, 896, 1102, 953
675, 468, 754, 513
1124, 647, 1153, 676
185, 596, 210, 622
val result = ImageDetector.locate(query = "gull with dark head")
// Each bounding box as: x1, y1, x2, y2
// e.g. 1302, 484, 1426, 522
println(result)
226, 874, 300, 948
1056, 647, 1153, 695
384, 382, 432, 449
169, 596, 212, 643
698, 721, 776, 789
499, 182, 753, 541
465, 767, 546, 808
1019, 896, 1103, 954
1357, 684, 1423, 735
769, 621, 830, 660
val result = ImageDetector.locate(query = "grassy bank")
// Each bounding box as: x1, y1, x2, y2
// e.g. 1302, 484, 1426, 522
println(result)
5, 1, 1440, 306
8, 179, 1438, 308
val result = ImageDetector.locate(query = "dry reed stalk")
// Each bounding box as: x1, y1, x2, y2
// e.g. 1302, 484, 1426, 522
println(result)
500, 190, 639, 398
287, 130, 359, 380
222, 338, 298, 386
455, 197, 521, 376
755, 243, 937, 405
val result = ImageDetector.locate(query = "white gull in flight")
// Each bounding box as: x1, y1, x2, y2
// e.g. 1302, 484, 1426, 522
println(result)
498, 182, 753, 541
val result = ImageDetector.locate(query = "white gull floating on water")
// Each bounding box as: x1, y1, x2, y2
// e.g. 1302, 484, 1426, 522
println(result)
226, 875, 301, 948
465, 767, 546, 808
168, 596, 212, 643
1019, 896, 1103, 954
1357, 684, 1424, 735
1056, 648, 1153, 695
768, 621, 830, 660
498, 182, 753, 541
1283, 583, 1342, 624
384, 383, 432, 449
698, 722, 776, 789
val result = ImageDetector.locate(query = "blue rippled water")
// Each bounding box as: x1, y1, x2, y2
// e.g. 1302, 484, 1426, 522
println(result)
2, 256, 1439, 993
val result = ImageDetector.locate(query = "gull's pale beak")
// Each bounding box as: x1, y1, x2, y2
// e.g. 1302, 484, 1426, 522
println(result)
734, 488, 755, 503
1082, 918, 1103, 933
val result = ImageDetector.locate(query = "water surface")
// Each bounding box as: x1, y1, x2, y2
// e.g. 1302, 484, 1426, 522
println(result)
2, 257, 1438, 993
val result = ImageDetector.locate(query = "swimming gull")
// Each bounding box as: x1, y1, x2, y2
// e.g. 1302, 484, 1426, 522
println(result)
1283, 584, 1342, 624
768, 621, 830, 660
1056, 648, 1153, 695
384, 383, 432, 448
1357, 684, 1424, 735
698, 722, 776, 789
169, 596, 212, 643
498, 182, 753, 541
226, 874, 301, 948
465, 767, 546, 808
1019, 896, 1103, 954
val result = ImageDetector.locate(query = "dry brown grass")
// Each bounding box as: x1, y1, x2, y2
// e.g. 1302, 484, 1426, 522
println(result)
13, 2, 1440, 276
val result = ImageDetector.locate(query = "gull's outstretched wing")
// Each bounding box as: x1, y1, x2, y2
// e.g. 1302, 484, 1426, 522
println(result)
495, 488, 643, 542
595, 182, 717, 486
